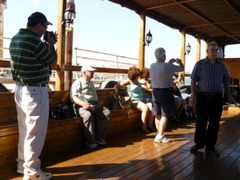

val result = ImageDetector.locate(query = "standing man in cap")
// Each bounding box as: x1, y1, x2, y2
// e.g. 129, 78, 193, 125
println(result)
70, 64, 111, 149
9, 12, 57, 180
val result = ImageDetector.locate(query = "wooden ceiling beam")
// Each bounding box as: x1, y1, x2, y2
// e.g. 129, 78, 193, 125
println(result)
108, 0, 240, 45
173, 0, 240, 42
222, 0, 240, 42
185, 19, 240, 29
145, 0, 202, 10
224, 0, 240, 17
146, 0, 237, 41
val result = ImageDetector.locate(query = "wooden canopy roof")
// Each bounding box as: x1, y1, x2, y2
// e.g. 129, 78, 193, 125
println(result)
108, 0, 240, 46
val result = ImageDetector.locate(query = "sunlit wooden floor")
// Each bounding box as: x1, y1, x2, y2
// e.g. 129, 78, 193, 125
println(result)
6, 108, 240, 180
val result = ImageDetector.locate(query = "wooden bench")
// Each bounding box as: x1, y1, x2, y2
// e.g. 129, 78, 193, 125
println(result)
0, 89, 141, 178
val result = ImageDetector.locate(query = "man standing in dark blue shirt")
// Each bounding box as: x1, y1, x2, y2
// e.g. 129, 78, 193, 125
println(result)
189, 41, 237, 157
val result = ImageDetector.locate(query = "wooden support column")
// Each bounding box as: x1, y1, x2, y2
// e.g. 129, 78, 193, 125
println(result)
196, 37, 201, 61
180, 30, 186, 66
0, 2, 5, 59
55, 0, 66, 90
180, 30, 186, 84
138, 11, 146, 70
64, 27, 73, 90
222, 45, 225, 58
205, 41, 208, 57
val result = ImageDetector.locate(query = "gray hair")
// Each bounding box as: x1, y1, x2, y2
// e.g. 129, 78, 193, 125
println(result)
207, 41, 218, 50
155, 47, 165, 61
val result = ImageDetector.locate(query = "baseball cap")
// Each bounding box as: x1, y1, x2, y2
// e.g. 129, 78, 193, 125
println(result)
81, 65, 96, 72
28, 12, 53, 25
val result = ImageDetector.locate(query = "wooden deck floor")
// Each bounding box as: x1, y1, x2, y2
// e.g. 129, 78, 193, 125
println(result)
6, 108, 240, 180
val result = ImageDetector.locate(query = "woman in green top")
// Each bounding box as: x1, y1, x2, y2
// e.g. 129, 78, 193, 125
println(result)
114, 66, 155, 134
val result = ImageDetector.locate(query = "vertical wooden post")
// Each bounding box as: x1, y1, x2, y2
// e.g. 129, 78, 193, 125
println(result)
64, 27, 73, 90
222, 45, 225, 58
180, 30, 186, 83
205, 41, 208, 57
180, 30, 186, 66
0, 2, 5, 59
138, 11, 146, 70
55, 0, 66, 90
196, 37, 201, 61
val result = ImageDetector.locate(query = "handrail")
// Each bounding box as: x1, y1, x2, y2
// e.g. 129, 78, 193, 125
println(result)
0, 36, 133, 89
0, 47, 10, 50
0, 36, 11, 40
75, 56, 136, 66
0, 58, 10, 61
75, 47, 138, 70
75, 47, 138, 60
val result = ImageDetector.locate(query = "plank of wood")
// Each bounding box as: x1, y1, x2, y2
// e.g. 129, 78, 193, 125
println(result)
0, 92, 14, 101
0, 101, 16, 108
0, 114, 17, 123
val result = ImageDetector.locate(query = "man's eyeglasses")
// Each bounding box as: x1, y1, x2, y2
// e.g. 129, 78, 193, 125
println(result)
41, 23, 48, 29
209, 49, 219, 52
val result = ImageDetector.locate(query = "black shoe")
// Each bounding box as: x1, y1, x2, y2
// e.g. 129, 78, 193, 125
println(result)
205, 148, 219, 158
190, 145, 204, 153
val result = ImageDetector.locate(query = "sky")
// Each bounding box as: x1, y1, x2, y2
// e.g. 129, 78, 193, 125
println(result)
2, 0, 240, 74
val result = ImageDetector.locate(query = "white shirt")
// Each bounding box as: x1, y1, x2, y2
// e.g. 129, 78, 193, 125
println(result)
70, 77, 98, 101
150, 61, 181, 88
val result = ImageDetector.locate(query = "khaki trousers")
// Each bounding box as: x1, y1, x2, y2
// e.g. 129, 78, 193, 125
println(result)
15, 85, 49, 176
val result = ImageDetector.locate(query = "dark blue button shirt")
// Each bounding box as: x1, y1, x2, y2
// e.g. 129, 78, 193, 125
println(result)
191, 57, 230, 92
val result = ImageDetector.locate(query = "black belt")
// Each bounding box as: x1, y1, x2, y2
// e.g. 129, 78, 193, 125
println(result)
199, 92, 222, 96
153, 87, 171, 90
17, 83, 47, 87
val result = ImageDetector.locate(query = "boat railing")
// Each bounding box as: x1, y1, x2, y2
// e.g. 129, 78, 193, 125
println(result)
74, 47, 138, 69
0, 36, 138, 90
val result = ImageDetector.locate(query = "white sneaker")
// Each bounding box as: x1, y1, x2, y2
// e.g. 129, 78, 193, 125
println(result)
161, 136, 172, 143
154, 134, 162, 142
23, 171, 52, 180
154, 135, 171, 143
85, 142, 98, 149
96, 139, 107, 146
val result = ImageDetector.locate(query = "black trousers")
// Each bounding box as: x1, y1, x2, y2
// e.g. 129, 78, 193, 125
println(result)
194, 93, 223, 149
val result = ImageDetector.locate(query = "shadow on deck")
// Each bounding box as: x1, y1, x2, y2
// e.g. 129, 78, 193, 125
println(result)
5, 108, 240, 180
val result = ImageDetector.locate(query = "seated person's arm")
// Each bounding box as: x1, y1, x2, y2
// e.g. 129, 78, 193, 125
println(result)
114, 80, 130, 97
70, 81, 93, 111
141, 84, 152, 93
72, 96, 92, 110
139, 79, 152, 93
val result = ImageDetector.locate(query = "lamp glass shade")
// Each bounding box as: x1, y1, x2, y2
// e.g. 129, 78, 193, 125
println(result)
146, 30, 152, 45
186, 43, 191, 54
64, 8, 75, 24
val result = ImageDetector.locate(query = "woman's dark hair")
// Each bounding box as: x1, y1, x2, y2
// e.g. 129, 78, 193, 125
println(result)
128, 66, 141, 81
140, 68, 150, 80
